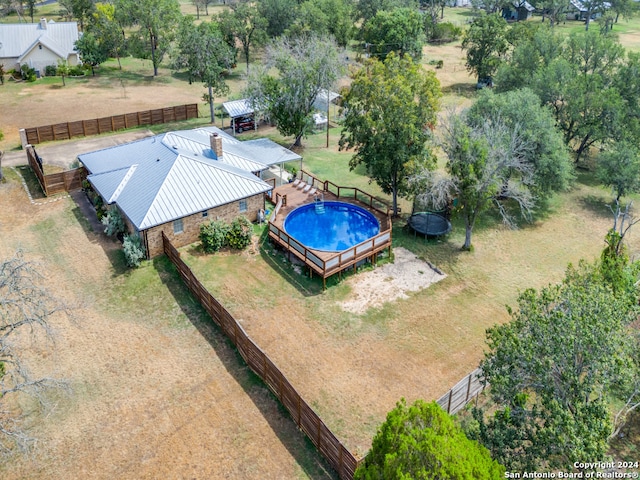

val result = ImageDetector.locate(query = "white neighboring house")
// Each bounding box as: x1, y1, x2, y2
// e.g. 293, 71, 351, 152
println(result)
0, 18, 80, 75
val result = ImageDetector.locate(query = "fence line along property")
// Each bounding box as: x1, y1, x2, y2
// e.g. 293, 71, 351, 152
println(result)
163, 232, 488, 479
162, 233, 361, 480
436, 367, 485, 415
20, 104, 199, 146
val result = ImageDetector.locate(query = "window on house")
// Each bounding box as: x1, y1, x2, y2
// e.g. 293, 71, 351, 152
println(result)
239, 199, 247, 213
173, 218, 184, 234
202, 211, 208, 218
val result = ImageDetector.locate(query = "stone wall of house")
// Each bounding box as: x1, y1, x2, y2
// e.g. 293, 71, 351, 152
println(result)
143, 194, 265, 258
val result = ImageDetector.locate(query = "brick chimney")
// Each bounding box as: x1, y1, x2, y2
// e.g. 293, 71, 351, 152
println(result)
210, 133, 223, 159
40, 18, 47, 30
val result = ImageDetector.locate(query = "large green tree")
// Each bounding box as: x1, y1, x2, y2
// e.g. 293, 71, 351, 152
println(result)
245, 35, 343, 147
285, 0, 354, 47
339, 53, 441, 216
462, 14, 509, 83
596, 141, 640, 202
218, 3, 267, 72
360, 7, 425, 61
115, 0, 182, 76
471, 260, 639, 470
75, 32, 109, 76
355, 399, 504, 479
257, 0, 297, 38
467, 88, 574, 203
173, 19, 233, 122
496, 28, 631, 162
87, 3, 128, 70
354, 0, 417, 22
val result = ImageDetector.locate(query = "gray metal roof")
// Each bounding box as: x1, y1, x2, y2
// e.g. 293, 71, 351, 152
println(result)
0, 20, 78, 59
78, 127, 298, 231
313, 89, 341, 112
222, 99, 254, 118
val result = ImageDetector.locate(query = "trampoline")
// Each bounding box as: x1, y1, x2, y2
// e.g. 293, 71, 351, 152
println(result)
407, 212, 452, 237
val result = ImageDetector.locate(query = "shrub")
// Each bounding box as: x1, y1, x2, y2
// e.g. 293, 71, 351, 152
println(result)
425, 19, 462, 44
68, 65, 85, 76
199, 220, 230, 253
102, 208, 126, 237
123, 234, 146, 268
20, 64, 36, 82
226, 216, 253, 250
44, 65, 57, 76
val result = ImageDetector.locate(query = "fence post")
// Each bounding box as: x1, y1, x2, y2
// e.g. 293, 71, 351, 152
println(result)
447, 389, 453, 414
19, 129, 28, 149
465, 373, 472, 402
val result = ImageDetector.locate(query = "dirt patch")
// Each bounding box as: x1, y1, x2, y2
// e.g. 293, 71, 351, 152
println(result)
339, 247, 446, 314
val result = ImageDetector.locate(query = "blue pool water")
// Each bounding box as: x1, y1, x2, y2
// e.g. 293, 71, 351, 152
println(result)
284, 201, 380, 252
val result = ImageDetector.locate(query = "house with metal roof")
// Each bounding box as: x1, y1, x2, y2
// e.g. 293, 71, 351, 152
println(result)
0, 18, 80, 74
78, 126, 302, 258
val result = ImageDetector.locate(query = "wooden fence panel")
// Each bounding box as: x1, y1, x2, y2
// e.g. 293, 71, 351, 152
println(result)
161, 233, 359, 480
26, 146, 47, 195
436, 368, 484, 415
68, 121, 85, 138
22, 105, 199, 145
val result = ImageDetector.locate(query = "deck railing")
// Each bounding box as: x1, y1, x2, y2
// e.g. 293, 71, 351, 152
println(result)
299, 170, 393, 217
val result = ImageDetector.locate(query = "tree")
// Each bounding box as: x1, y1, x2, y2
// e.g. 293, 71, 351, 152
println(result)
361, 8, 425, 61
285, 0, 354, 47
355, 399, 504, 479
75, 32, 108, 76
339, 53, 441, 217
57, 59, 69, 86
462, 14, 509, 83
597, 141, 640, 202
173, 20, 233, 122
116, 0, 182, 76
467, 88, 574, 203
59, 0, 95, 31
88, 3, 128, 70
471, 260, 639, 470
257, 0, 297, 38
354, 0, 417, 23
495, 28, 629, 162
413, 113, 535, 250
0, 252, 69, 456
245, 35, 343, 147
217, 3, 267, 72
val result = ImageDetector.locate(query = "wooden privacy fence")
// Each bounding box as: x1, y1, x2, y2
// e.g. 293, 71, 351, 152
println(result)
26, 145, 86, 196
22, 104, 199, 145
436, 368, 485, 415
162, 233, 361, 480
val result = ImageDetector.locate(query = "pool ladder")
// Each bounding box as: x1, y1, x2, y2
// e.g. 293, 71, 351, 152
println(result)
314, 193, 325, 214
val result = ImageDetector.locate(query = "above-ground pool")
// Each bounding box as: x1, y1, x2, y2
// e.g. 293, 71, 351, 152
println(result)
284, 201, 380, 252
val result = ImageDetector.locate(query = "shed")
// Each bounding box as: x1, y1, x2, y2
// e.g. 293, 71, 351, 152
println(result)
502, 0, 535, 21
312, 89, 342, 123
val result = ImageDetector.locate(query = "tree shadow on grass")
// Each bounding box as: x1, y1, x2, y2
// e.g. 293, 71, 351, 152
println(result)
153, 256, 338, 480
441, 82, 478, 99
578, 194, 614, 221
68, 191, 128, 276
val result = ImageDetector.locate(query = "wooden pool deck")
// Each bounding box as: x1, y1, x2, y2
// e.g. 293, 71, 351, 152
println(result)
268, 171, 392, 288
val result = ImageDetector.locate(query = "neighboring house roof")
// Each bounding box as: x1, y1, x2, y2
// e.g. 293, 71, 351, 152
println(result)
514, 0, 535, 11
0, 19, 78, 60
78, 127, 301, 231
569, 0, 610, 11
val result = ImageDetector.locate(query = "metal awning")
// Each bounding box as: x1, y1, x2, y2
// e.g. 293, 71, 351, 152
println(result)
222, 99, 254, 119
